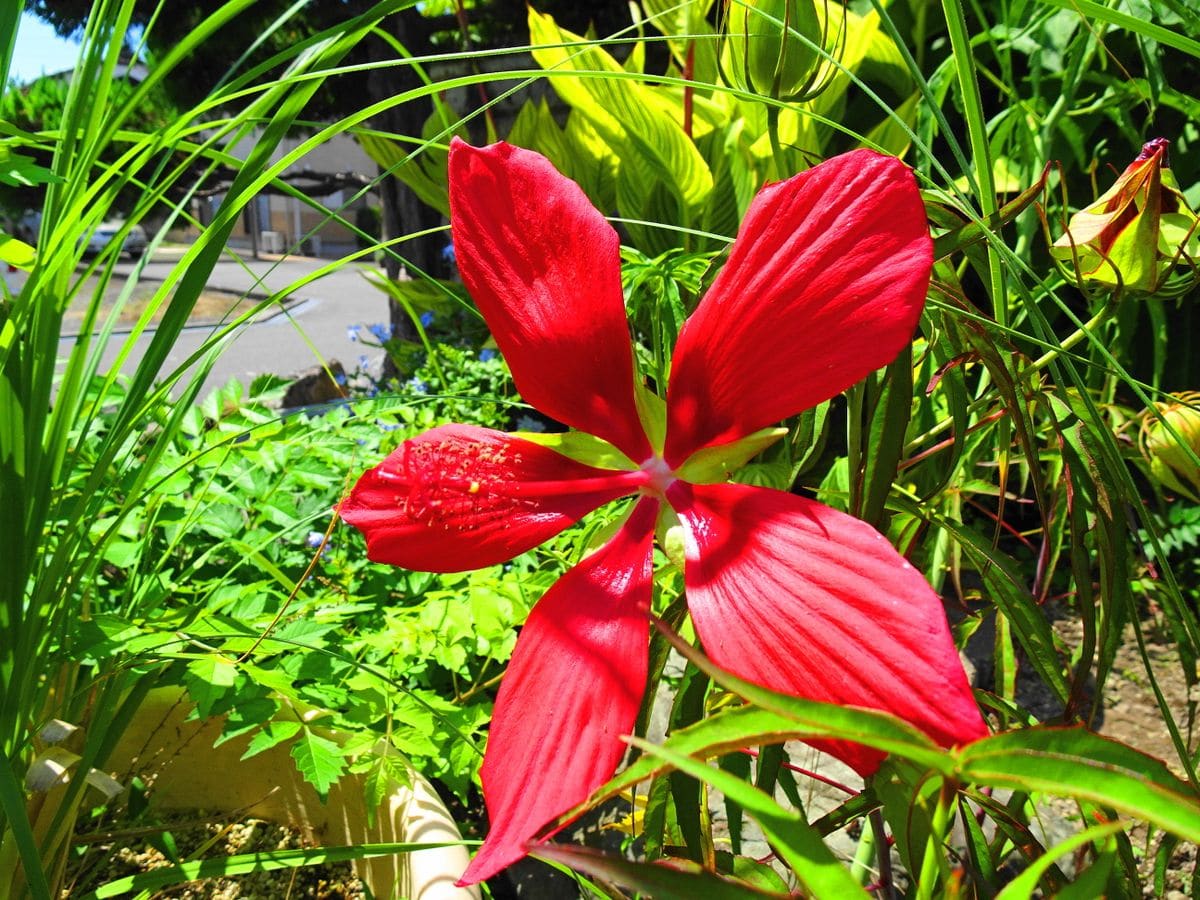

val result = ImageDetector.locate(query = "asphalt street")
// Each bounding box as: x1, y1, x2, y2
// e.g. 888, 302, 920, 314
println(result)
49, 249, 391, 397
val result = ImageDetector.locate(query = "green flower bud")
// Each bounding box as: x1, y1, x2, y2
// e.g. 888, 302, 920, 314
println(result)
1140, 392, 1200, 501
1052, 138, 1200, 297
722, 0, 825, 101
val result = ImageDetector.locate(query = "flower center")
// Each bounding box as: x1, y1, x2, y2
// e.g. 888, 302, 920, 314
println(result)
638, 455, 677, 498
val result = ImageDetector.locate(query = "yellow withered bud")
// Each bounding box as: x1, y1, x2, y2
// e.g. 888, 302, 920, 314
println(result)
1053, 138, 1199, 297
1140, 392, 1200, 501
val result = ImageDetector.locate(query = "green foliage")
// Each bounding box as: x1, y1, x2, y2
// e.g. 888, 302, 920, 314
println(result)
6, 0, 1200, 895
0, 70, 177, 214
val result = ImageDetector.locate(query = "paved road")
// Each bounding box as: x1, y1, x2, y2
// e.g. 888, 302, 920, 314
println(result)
51, 249, 391, 396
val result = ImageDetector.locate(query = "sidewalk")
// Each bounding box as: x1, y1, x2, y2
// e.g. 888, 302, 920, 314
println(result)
56, 249, 392, 397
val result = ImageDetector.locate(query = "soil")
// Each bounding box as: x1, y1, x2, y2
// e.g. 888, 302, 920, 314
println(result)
65, 814, 366, 899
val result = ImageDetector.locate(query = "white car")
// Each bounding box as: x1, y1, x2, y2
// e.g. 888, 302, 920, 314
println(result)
16, 210, 148, 259
84, 220, 148, 258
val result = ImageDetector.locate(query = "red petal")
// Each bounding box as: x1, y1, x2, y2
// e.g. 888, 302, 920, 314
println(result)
664, 149, 933, 465
339, 424, 645, 573
449, 139, 651, 462
669, 482, 987, 775
458, 497, 658, 885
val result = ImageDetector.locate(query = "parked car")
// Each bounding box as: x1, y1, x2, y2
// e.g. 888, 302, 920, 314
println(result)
15, 210, 148, 259
84, 219, 148, 258
14, 209, 40, 244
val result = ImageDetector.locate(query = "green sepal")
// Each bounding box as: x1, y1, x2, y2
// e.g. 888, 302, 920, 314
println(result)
676, 427, 788, 484
656, 504, 686, 571
635, 381, 668, 457
512, 429, 636, 471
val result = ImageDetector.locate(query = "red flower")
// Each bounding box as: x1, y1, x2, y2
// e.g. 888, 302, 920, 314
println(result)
340, 139, 988, 885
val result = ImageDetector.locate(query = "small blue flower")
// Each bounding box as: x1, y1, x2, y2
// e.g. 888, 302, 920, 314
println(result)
419, 311, 435, 327
358, 354, 370, 370
479, 348, 497, 362
514, 414, 547, 433
306, 531, 325, 548
407, 377, 429, 394
368, 322, 392, 343
346, 324, 362, 342
441, 243, 456, 263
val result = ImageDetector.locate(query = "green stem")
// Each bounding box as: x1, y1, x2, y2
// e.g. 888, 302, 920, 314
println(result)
1028, 297, 1117, 372
766, 104, 787, 179
915, 782, 954, 900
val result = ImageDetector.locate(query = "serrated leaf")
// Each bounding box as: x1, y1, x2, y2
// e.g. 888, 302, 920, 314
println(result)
362, 754, 414, 828
184, 657, 238, 718
0, 145, 62, 187
240, 720, 302, 761
216, 697, 279, 747
290, 728, 346, 799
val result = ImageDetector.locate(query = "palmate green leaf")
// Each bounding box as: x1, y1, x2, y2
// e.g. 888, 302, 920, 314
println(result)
630, 737, 870, 898
533, 844, 786, 899
240, 719, 302, 761
0, 144, 62, 188
183, 656, 238, 718
290, 726, 346, 799
960, 728, 1200, 843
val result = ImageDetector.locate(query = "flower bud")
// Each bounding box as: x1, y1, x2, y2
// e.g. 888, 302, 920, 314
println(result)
722, 0, 824, 101
1140, 392, 1200, 501
1052, 138, 1199, 297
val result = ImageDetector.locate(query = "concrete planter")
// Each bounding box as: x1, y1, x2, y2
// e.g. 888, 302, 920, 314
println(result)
104, 688, 479, 900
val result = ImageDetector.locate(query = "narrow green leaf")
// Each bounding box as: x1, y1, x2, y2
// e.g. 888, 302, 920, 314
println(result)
994, 822, 1124, 900
532, 844, 787, 899
528, 8, 713, 214
960, 729, 1200, 843
1039, 0, 1200, 58
0, 754, 53, 900
629, 737, 869, 898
